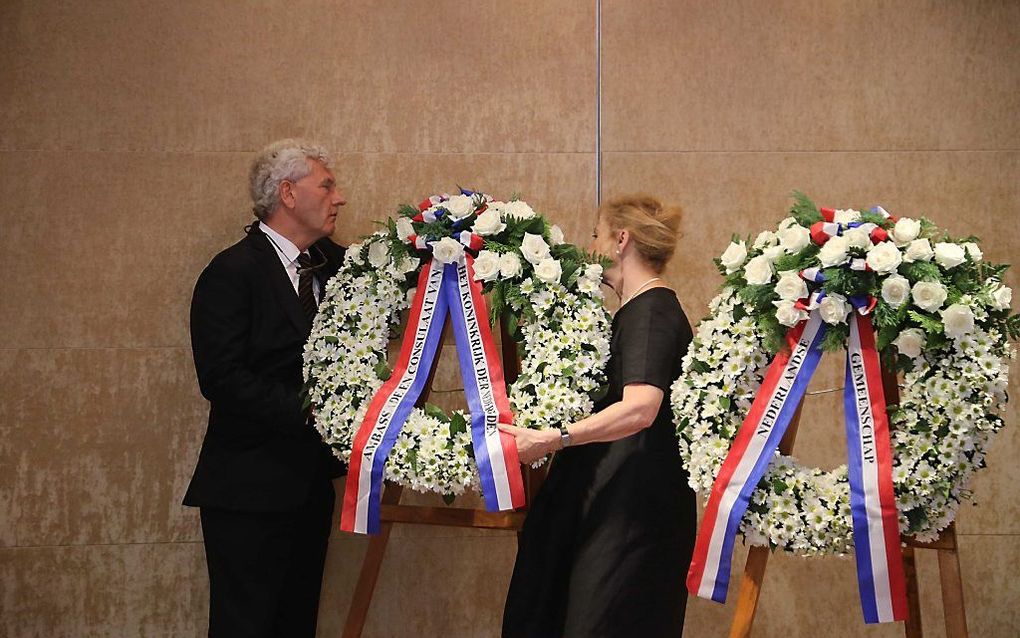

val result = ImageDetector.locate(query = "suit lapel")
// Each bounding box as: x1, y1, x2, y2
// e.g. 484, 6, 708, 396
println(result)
246, 223, 312, 335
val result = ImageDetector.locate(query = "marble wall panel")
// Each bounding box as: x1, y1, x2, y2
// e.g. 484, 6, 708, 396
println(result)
0, 151, 252, 350
318, 534, 516, 637
0, 542, 207, 637
0, 151, 595, 350
0, 347, 205, 548
601, 0, 1020, 152
954, 534, 1020, 637
0, 0, 595, 154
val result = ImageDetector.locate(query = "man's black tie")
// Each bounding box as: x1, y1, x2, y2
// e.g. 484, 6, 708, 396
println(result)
296, 252, 318, 321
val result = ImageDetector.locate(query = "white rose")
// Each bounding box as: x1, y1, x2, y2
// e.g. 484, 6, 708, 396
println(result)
773, 300, 808, 327
471, 209, 506, 236
499, 252, 524, 279
934, 242, 966, 269
778, 217, 799, 231
819, 293, 850, 325
865, 241, 903, 274
911, 281, 948, 312
533, 258, 563, 284
881, 274, 910, 307
472, 250, 501, 282
893, 328, 926, 359
432, 236, 465, 264
891, 218, 921, 246
818, 235, 851, 267
844, 227, 872, 251
775, 272, 808, 301
503, 200, 536, 219
549, 224, 565, 246
442, 194, 475, 220
720, 241, 748, 273
743, 255, 774, 285
833, 209, 860, 224
397, 256, 419, 273
406, 287, 418, 304
753, 230, 777, 249
395, 216, 415, 241
368, 241, 390, 268
941, 304, 975, 339
520, 232, 551, 265
991, 285, 1012, 311
964, 242, 983, 262
344, 242, 365, 265
762, 245, 785, 263
903, 238, 934, 263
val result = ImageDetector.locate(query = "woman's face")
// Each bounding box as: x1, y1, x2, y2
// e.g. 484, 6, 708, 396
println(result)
589, 216, 615, 259
590, 215, 622, 288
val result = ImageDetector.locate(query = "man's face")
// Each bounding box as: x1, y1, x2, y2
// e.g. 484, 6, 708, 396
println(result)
287, 159, 346, 239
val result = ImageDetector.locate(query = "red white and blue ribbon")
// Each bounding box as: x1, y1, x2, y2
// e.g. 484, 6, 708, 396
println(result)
687, 305, 909, 623
341, 259, 449, 534
340, 256, 525, 534
811, 211, 892, 247
844, 312, 908, 623
687, 311, 828, 602
446, 258, 526, 511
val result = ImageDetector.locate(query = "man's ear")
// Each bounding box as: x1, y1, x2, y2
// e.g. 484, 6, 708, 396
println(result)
279, 180, 296, 209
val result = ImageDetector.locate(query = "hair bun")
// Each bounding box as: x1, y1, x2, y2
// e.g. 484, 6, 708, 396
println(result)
599, 194, 684, 272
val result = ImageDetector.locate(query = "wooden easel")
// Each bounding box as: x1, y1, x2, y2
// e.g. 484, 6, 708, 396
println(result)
341, 316, 545, 638
727, 365, 970, 637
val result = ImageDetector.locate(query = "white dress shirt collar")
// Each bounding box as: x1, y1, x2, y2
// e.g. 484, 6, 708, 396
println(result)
258, 221, 321, 301
260, 222, 303, 266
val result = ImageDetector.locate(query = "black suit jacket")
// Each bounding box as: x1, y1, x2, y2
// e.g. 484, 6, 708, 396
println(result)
184, 222, 346, 512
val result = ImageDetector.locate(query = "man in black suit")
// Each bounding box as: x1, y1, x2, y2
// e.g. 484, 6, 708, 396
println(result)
184, 139, 347, 637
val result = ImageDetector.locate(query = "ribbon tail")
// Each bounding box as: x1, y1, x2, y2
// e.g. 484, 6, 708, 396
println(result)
340, 259, 449, 534
845, 313, 909, 623
445, 257, 526, 511
687, 311, 828, 603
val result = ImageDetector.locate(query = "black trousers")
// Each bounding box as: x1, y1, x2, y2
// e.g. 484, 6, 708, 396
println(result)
199, 479, 335, 638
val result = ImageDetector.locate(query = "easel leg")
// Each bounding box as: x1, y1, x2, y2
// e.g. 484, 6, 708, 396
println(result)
727, 402, 804, 637
902, 545, 923, 638
343, 484, 404, 638
937, 526, 968, 638
729, 545, 771, 638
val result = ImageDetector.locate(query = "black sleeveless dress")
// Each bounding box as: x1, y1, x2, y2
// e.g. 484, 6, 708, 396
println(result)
503, 288, 697, 637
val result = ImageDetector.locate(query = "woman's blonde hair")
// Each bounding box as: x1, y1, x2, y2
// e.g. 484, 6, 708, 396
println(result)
598, 194, 683, 273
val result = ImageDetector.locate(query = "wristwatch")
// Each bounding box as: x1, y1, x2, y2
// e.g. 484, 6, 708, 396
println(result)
558, 423, 572, 449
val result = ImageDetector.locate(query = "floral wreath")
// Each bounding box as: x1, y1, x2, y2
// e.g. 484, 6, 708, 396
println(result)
304, 191, 611, 500
672, 192, 1017, 556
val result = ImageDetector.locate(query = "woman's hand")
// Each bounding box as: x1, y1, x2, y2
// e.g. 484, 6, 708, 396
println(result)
498, 423, 561, 465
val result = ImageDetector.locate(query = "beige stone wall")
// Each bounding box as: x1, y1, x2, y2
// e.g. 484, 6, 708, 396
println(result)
1, 1, 1016, 636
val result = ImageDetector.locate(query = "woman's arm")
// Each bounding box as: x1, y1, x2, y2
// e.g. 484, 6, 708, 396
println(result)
498, 383, 664, 464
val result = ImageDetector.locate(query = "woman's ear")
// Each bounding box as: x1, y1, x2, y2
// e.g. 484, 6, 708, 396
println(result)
617, 229, 630, 255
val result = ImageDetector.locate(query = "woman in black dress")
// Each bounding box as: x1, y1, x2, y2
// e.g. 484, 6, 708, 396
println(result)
499, 194, 697, 637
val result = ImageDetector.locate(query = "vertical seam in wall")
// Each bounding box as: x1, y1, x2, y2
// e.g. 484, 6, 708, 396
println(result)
595, 0, 602, 206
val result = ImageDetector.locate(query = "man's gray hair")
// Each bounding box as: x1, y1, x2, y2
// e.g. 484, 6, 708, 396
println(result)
249, 139, 332, 220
